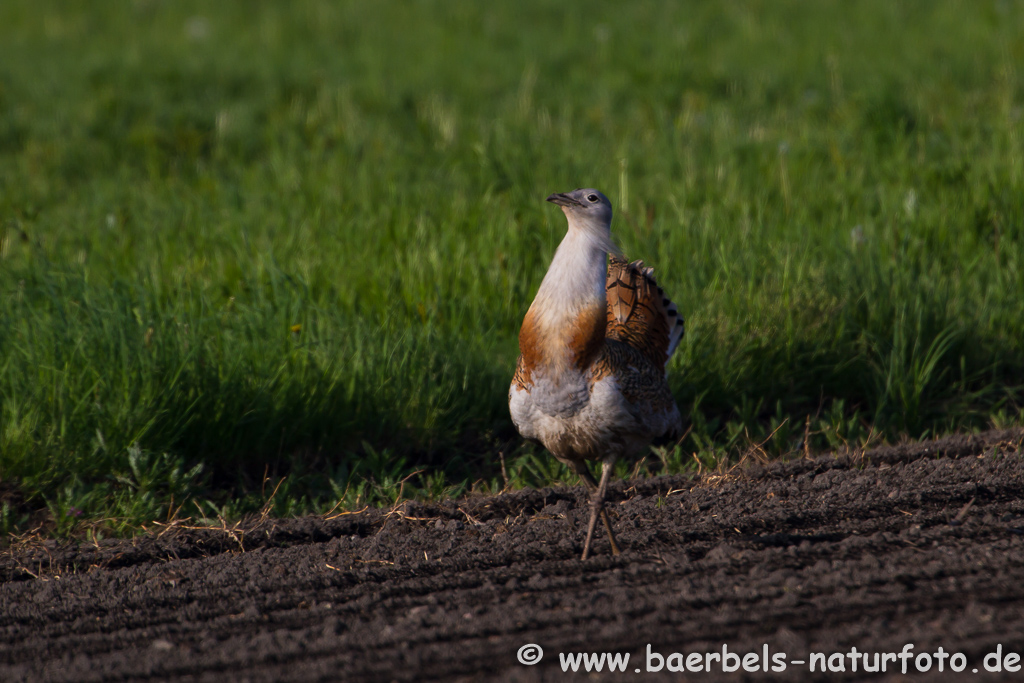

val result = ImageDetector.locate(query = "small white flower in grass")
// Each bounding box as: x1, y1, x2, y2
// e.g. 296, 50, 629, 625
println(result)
904, 189, 917, 219
185, 16, 210, 42
850, 225, 866, 247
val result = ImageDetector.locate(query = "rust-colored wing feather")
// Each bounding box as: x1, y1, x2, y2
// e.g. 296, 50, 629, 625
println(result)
605, 257, 684, 369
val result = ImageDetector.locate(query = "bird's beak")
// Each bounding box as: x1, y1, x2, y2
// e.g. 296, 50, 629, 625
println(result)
546, 192, 582, 208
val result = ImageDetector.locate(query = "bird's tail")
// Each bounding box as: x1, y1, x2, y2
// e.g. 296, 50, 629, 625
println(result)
605, 257, 684, 369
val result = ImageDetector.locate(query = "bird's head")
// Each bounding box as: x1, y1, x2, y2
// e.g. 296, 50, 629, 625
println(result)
546, 188, 613, 233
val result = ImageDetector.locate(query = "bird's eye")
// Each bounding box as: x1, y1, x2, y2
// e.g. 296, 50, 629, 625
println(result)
587, 194, 599, 202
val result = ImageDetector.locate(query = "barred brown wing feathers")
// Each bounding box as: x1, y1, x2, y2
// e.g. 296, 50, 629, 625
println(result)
605, 257, 683, 369
511, 354, 531, 391
607, 259, 639, 324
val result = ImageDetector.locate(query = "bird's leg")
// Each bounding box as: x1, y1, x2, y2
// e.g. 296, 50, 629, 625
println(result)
594, 460, 620, 556
573, 460, 621, 560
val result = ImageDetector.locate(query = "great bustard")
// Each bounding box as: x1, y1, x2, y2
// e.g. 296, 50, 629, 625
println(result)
509, 188, 684, 560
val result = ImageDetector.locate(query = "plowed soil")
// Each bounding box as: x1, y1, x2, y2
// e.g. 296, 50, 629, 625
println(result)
4, 429, 1024, 682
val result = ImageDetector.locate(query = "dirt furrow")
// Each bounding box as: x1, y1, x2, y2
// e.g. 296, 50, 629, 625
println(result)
2, 428, 1024, 681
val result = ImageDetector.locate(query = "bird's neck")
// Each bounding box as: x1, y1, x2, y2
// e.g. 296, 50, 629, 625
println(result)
519, 228, 612, 374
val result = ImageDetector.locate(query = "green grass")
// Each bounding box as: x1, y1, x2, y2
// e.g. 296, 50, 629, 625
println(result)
2, 0, 1023, 539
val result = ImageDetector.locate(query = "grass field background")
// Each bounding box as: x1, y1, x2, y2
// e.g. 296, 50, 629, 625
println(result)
1, 1, 1022, 538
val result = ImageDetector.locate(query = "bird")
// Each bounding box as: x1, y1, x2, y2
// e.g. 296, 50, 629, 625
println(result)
509, 188, 684, 560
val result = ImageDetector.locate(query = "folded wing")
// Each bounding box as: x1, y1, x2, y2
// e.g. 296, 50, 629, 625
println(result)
605, 257, 684, 370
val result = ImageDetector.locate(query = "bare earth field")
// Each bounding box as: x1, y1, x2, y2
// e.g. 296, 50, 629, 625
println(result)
3, 429, 1024, 682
